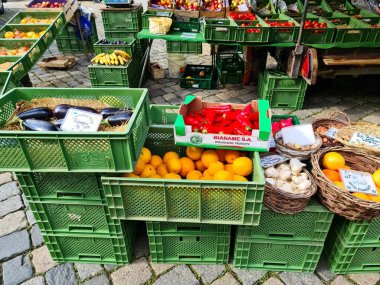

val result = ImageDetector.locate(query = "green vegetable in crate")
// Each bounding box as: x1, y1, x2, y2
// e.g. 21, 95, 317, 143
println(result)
22, 119, 59, 131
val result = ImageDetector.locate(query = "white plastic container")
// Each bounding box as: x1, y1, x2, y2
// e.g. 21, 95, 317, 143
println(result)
168, 53, 186, 78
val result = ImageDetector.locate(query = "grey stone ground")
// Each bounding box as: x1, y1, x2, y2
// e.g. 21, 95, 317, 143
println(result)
1, 1, 380, 285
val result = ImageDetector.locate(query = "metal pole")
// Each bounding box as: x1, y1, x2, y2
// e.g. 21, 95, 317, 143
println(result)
139, 39, 152, 88
296, 0, 309, 46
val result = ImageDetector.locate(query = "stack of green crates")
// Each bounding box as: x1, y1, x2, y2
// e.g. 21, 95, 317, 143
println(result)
325, 216, 380, 274
216, 53, 244, 85
234, 199, 334, 271
56, 14, 98, 53
0, 71, 20, 96
258, 70, 308, 110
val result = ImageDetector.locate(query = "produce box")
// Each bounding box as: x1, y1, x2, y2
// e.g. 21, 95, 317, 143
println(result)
103, 31, 147, 58
265, 14, 300, 42
56, 36, 97, 53
234, 16, 270, 43
351, 10, 380, 42
217, 68, 243, 84
216, 53, 244, 84
101, 105, 266, 225
328, 0, 359, 15
297, 14, 335, 44
26, 0, 79, 22
94, 38, 136, 57
147, 222, 230, 264
174, 95, 271, 151
0, 56, 30, 83
142, 10, 174, 29
148, 0, 174, 10
296, 0, 333, 17
271, 114, 300, 125
0, 88, 150, 172
101, 5, 143, 32
179, 65, 214, 89
172, 16, 200, 32
166, 41, 202, 53
173, 2, 200, 19
199, 0, 226, 18
201, 18, 238, 41
7, 11, 66, 33
0, 71, 19, 96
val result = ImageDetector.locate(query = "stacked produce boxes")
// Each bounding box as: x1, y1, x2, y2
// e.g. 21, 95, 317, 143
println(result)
234, 199, 334, 271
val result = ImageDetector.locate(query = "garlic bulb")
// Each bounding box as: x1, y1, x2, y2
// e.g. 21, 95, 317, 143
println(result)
299, 173, 308, 181
289, 158, 306, 175
291, 175, 306, 185
278, 169, 292, 181
266, 178, 276, 186
278, 164, 291, 171
264, 167, 279, 178
275, 179, 286, 188
297, 180, 312, 192
279, 182, 294, 192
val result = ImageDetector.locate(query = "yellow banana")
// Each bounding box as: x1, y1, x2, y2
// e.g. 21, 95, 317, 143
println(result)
114, 50, 130, 60
121, 56, 129, 63
99, 57, 104, 65
105, 54, 111, 65
117, 55, 124, 65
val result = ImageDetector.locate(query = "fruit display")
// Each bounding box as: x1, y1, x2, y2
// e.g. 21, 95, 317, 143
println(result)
264, 18, 295, 27
276, 132, 320, 151
19, 16, 55, 24
175, 0, 200, 11
29, 1, 66, 8
229, 12, 256, 20
124, 146, 254, 181
228, 0, 248, 11
272, 117, 294, 134
183, 103, 260, 135
0, 62, 14, 72
0, 46, 30, 56
3, 30, 46, 39
303, 20, 327, 29
90, 50, 131, 66
321, 151, 380, 202
265, 158, 313, 194
150, 0, 172, 9
314, 123, 346, 145
201, 0, 224, 11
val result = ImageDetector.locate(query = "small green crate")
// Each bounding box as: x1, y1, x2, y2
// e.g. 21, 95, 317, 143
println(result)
172, 17, 200, 32
101, 6, 143, 32
235, 18, 270, 43
88, 60, 136, 88
328, 0, 358, 15
44, 221, 137, 265
325, 226, 380, 274
147, 221, 231, 264
142, 10, 173, 29
202, 18, 237, 42
16, 172, 103, 202
147, 222, 231, 236
334, 216, 380, 246
271, 114, 300, 125
298, 14, 336, 43
261, 69, 308, 90
0, 88, 150, 172
103, 31, 147, 58
94, 38, 136, 57
234, 238, 323, 271
237, 199, 334, 243
7, 11, 66, 33
265, 14, 301, 42
180, 65, 214, 89
296, 0, 333, 17
57, 15, 97, 38
56, 36, 97, 53
218, 70, 243, 84
0, 71, 19, 96
216, 54, 244, 84
166, 41, 202, 54
352, 9, 380, 25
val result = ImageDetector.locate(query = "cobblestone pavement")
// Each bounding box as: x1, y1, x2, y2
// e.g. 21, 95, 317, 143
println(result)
1, 2, 380, 285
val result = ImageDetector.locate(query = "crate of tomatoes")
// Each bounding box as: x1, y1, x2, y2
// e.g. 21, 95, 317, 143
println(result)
297, 14, 335, 44
263, 14, 300, 42
231, 12, 270, 43
174, 95, 271, 151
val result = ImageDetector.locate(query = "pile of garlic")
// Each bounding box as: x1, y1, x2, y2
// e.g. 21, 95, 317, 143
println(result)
264, 158, 312, 194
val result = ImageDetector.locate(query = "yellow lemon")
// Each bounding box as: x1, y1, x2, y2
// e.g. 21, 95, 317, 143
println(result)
233, 157, 253, 176
208, 161, 224, 176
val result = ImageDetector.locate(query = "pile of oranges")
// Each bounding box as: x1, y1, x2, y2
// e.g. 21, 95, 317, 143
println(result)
322, 151, 380, 202
123, 147, 253, 181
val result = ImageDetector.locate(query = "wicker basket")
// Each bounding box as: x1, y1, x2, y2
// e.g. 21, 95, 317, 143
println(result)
274, 132, 322, 160
335, 122, 380, 156
264, 169, 317, 214
312, 111, 351, 147
311, 146, 380, 221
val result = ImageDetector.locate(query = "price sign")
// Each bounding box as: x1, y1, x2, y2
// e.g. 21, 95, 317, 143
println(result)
350, 132, 380, 149
339, 169, 378, 195
60, 108, 103, 132
261, 154, 289, 168
325, 127, 338, 139
237, 3, 249, 11
269, 137, 276, 148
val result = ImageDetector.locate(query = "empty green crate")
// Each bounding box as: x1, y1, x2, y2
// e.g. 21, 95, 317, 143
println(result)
265, 14, 300, 42
101, 124, 265, 225
0, 88, 150, 172
142, 10, 173, 29
180, 65, 214, 89
147, 222, 231, 236
166, 41, 202, 54
56, 36, 97, 53
237, 199, 334, 242
234, 238, 323, 271
8, 11, 66, 33
325, 226, 380, 274
261, 70, 308, 90
0, 71, 19, 96
147, 221, 230, 264
202, 18, 237, 42
216, 53, 244, 72
94, 38, 136, 56
259, 86, 306, 109
235, 18, 270, 43
172, 17, 200, 32
218, 70, 243, 84
101, 6, 143, 32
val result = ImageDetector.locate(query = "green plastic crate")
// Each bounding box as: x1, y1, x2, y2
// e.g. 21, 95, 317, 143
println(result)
44, 221, 137, 265
234, 238, 323, 271
0, 54, 30, 82
101, 6, 143, 32
325, 226, 380, 274
0, 88, 150, 172
101, 125, 266, 225
0, 71, 19, 96
202, 18, 237, 42
88, 60, 136, 88
16, 172, 103, 201
142, 10, 173, 29
57, 14, 97, 38
216, 53, 244, 72
328, 0, 358, 15
166, 41, 202, 54
271, 114, 300, 125
180, 65, 214, 89
296, 0, 333, 17
103, 31, 147, 58
7, 11, 66, 33
172, 17, 200, 32
265, 14, 300, 42
352, 9, 380, 25
261, 70, 307, 89
334, 216, 380, 246
237, 199, 334, 242
298, 14, 336, 43
235, 17, 270, 43
56, 36, 97, 53
218, 70, 243, 84
147, 221, 230, 264
94, 38, 136, 57
147, 222, 231, 236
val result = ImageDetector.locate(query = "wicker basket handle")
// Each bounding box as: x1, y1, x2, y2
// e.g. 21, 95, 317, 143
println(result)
329, 111, 350, 124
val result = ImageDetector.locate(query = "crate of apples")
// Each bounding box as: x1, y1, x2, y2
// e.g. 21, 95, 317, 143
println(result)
202, 0, 224, 11
3, 30, 45, 39
29, 1, 65, 8
19, 17, 55, 24
175, 0, 200, 11
228, 0, 248, 11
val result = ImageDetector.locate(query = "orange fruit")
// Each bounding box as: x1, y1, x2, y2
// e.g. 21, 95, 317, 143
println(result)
148, 174, 161, 179
140, 164, 156, 178
373, 169, 380, 187
167, 157, 181, 174
333, 181, 345, 190
163, 151, 179, 164
163, 173, 182, 180
201, 150, 219, 168
186, 146, 203, 161
352, 192, 373, 201
340, 165, 351, 170
368, 194, 380, 203
233, 175, 248, 181
150, 155, 163, 168
4, 31, 15, 39
203, 169, 213, 180
134, 158, 145, 175
179, 157, 195, 177
208, 161, 224, 176
322, 169, 341, 182
216, 149, 227, 162
322, 152, 345, 171
195, 160, 205, 172
186, 170, 203, 180
139, 147, 151, 163
157, 164, 168, 177
225, 150, 240, 164
213, 170, 233, 181
224, 164, 234, 175
122, 173, 139, 178
233, 157, 253, 176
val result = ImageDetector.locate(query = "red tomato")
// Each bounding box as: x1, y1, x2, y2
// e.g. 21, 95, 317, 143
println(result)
320, 22, 327, 28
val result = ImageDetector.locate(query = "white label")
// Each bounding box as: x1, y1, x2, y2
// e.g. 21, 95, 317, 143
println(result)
350, 132, 380, 149
157, 12, 170, 16
215, 27, 228, 32
269, 137, 276, 148
238, 3, 249, 11
192, 84, 200, 88
340, 169, 378, 195
325, 127, 338, 139
180, 33, 197, 38
261, 154, 289, 168
60, 109, 103, 132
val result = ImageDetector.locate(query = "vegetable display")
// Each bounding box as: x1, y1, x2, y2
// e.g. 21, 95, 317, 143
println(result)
271, 118, 294, 134
90, 50, 131, 66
